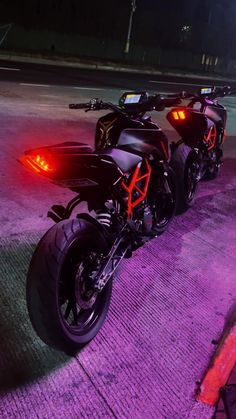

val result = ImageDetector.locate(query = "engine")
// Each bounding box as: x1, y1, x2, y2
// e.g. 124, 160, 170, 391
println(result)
132, 200, 154, 236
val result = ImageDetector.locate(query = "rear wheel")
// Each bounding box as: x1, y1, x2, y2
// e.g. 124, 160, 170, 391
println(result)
170, 143, 199, 213
26, 218, 112, 355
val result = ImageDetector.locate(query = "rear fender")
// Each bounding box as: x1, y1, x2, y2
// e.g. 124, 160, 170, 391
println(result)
19, 142, 123, 188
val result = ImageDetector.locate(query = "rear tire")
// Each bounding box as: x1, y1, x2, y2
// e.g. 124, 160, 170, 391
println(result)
26, 218, 112, 355
170, 143, 199, 213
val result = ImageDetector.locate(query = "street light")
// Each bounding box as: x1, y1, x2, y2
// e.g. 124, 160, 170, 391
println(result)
124, 0, 136, 54
0, 23, 12, 48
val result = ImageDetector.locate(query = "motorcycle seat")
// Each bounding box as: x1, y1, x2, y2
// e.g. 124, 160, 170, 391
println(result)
49, 141, 93, 154
99, 148, 142, 173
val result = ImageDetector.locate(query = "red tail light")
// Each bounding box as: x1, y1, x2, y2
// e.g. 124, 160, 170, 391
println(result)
32, 154, 53, 172
19, 154, 55, 174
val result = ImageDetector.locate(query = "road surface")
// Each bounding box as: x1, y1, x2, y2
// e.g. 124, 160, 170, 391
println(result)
0, 61, 235, 418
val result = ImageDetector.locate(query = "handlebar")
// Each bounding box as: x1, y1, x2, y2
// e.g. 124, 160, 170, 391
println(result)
69, 103, 91, 109
69, 99, 120, 112
69, 84, 235, 114
69, 95, 181, 115
174, 85, 234, 101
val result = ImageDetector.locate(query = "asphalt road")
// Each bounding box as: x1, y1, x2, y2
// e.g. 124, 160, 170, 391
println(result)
0, 61, 235, 418
1, 58, 236, 93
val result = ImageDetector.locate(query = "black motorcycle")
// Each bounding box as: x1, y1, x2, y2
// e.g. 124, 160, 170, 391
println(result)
19, 91, 180, 354
168, 85, 231, 212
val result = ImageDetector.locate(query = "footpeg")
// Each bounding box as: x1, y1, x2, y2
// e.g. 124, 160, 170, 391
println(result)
51, 205, 66, 218
47, 211, 62, 223
124, 248, 132, 258
47, 205, 66, 222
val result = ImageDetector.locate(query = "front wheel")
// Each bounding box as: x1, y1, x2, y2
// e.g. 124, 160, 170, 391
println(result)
170, 143, 199, 213
26, 218, 112, 354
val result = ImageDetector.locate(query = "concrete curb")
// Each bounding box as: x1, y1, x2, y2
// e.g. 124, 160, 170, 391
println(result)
1, 50, 236, 83
197, 324, 236, 405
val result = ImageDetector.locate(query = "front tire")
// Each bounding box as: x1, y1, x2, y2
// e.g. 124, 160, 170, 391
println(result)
170, 143, 199, 213
26, 218, 112, 354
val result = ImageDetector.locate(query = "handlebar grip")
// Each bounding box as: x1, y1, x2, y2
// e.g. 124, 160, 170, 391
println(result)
69, 103, 90, 109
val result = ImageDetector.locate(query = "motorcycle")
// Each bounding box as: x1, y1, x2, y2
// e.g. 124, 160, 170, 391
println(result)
19, 91, 181, 354
168, 85, 232, 212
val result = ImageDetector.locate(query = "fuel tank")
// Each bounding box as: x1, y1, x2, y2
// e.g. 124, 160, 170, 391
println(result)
95, 112, 169, 160
117, 128, 169, 161
95, 112, 143, 149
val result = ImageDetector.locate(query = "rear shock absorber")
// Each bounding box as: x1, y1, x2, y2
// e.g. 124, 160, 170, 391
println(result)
96, 209, 112, 228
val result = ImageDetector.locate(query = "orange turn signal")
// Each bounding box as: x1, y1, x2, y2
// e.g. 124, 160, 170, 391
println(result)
172, 110, 186, 120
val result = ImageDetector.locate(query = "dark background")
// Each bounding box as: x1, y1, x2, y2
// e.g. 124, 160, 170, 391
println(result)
0, 0, 236, 74
1, 0, 236, 56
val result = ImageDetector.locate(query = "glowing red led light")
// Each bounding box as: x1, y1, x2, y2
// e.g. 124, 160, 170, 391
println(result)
20, 154, 54, 174
31, 155, 53, 172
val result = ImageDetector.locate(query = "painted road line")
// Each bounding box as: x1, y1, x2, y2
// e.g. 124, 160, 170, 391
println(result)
20, 83, 51, 87
73, 86, 104, 90
149, 80, 221, 87
197, 324, 236, 406
0, 66, 21, 71
36, 104, 64, 107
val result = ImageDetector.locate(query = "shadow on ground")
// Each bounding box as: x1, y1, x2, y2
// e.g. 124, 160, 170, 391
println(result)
0, 234, 72, 393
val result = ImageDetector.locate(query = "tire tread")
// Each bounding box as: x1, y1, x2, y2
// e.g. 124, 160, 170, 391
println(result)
26, 218, 112, 353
